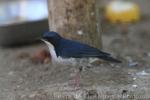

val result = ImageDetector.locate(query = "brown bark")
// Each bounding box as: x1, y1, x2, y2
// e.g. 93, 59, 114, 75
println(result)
47, 0, 102, 49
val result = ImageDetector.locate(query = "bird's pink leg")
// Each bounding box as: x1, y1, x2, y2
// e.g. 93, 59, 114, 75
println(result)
74, 71, 81, 88
68, 67, 82, 90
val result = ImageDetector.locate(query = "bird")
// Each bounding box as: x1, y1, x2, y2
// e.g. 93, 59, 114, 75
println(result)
41, 31, 121, 88
41, 31, 121, 64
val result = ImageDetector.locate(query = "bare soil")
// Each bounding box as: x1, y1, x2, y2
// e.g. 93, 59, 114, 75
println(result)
0, 0, 150, 100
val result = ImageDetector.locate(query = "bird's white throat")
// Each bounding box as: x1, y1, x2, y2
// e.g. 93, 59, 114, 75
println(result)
41, 39, 59, 63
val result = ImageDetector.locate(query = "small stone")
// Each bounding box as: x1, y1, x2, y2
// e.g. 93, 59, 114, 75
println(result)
17, 85, 20, 88
136, 70, 150, 76
128, 62, 138, 67
132, 84, 137, 88
133, 77, 136, 80
8, 71, 14, 76
77, 30, 83, 35
122, 90, 128, 95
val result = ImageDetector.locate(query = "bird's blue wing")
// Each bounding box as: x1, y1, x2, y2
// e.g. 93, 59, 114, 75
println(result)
57, 39, 110, 58
56, 39, 121, 63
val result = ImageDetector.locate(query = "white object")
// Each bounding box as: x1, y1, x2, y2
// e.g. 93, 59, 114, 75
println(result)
110, 1, 134, 13
136, 70, 150, 76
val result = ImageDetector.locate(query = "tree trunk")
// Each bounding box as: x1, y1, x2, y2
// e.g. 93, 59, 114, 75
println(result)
47, 0, 102, 49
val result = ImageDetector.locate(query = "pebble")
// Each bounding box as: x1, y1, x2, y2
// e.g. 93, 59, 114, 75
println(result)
133, 77, 136, 80
16, 85, 20, 88
8, 71, 14, 76
136, 70, 150, 76
122, 90, 128, 95
77, 30, 83, 35
128, 62, 138, 67
132, 84, 137, 88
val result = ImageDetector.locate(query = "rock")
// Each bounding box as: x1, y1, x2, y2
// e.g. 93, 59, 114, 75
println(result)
136, 70, 150, 76
8, 71, 14, 76
128, 62, 139, 67
133, 77, 136, 80
122, 90, 128, 95
132, 84, 137, 88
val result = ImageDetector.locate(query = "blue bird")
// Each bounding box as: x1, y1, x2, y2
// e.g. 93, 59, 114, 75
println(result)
41, 31, 121, 63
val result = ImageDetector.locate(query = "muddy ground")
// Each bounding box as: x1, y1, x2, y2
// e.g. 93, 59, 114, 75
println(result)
0, 0, 150, 100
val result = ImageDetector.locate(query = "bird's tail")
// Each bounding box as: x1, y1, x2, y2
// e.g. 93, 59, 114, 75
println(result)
100, 55, 121, 63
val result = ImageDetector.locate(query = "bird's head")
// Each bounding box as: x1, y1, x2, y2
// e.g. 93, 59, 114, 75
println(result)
42, 31, 62, 47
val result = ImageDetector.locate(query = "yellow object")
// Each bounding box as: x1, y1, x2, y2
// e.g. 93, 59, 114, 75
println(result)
105, 1, 140, 23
